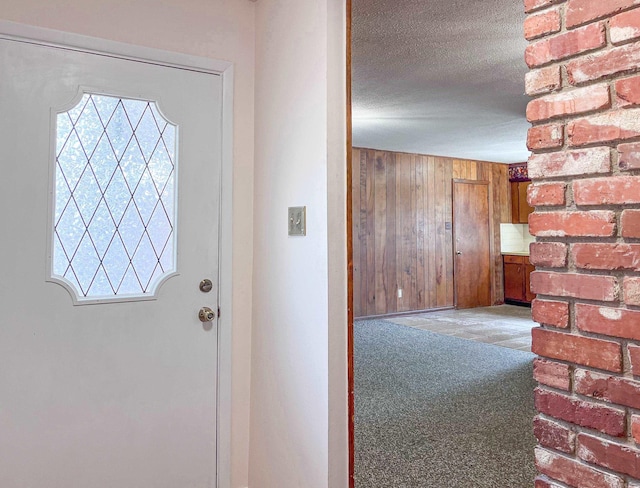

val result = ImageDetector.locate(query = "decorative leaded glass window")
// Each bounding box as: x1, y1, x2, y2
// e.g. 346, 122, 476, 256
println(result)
50, 93, 177, 303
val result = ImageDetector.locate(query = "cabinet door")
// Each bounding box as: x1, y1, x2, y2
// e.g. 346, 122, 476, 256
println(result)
518, 181, 534, 223
510, 182, 520, 224
510, 181, 534, 224
504, 262, 525, 301
525, 260, 536, 302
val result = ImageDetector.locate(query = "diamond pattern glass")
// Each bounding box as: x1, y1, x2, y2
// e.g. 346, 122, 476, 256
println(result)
52, 93, 177, 300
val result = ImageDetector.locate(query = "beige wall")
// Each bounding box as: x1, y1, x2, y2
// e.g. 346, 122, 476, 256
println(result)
0, 2, 255, 487
326, 0, 349, 485
251, 0, 347, 487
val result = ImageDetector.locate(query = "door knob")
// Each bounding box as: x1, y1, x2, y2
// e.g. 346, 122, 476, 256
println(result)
198, 307, 216, 322
456, 250, 462, 255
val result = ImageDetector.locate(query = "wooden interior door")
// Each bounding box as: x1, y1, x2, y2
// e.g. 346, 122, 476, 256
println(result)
453, 180, 492, 309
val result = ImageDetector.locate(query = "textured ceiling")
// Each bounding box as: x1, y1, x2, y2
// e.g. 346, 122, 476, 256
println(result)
352, 0, 530, 163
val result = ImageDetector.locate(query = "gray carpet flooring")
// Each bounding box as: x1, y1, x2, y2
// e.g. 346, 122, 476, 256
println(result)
354, 319, 537, 487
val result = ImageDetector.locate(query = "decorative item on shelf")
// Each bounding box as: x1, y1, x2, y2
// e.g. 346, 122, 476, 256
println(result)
508, 162, 528, 182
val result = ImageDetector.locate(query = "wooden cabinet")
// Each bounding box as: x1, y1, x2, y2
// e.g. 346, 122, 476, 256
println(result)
525, 259, 535, 302
503, 254, 536, 304
510, 181, 533, 224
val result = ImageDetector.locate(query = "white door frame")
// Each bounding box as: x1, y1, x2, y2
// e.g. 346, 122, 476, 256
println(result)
0, 19, 234, 488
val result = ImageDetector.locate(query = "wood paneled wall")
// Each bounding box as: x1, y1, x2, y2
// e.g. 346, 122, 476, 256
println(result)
352, 148, 511, 318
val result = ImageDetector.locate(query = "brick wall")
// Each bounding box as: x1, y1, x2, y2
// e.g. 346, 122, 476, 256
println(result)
525, 0, 640, 486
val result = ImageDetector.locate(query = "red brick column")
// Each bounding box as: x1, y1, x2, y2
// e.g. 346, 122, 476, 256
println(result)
525, 1, 640, 486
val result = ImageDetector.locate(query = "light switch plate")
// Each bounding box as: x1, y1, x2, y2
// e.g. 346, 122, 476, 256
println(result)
288, 206, 306, 236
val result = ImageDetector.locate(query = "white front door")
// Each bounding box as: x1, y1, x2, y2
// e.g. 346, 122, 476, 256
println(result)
0, 36, 221, 488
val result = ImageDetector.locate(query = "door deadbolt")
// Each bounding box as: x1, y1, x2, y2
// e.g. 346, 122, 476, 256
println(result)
199, 279, 213, 293
198, 307, 216, 323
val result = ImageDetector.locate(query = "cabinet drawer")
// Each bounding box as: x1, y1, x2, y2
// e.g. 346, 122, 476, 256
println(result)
503, 254, 525, 264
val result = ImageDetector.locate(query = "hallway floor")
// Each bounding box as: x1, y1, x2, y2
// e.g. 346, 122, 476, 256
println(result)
385, 304, 534, 352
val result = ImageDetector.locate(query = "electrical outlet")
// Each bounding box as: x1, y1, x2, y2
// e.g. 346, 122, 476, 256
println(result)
288, 206, 306, 236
